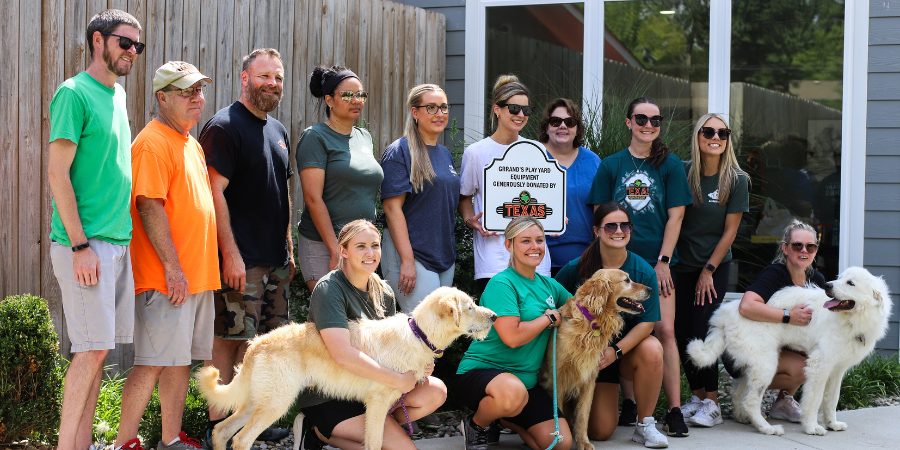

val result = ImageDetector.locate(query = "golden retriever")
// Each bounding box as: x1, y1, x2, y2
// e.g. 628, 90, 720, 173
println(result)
196, 286, 496, 450
541, 269, 650, 450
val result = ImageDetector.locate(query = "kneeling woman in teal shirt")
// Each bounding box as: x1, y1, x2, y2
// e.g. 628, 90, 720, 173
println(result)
453, 216, 573, 450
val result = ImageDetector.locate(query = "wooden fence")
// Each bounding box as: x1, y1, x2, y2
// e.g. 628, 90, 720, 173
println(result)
0, 0, 445, 370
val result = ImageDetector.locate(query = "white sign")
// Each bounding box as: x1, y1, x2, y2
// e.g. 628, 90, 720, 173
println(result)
482, 140, 567, 233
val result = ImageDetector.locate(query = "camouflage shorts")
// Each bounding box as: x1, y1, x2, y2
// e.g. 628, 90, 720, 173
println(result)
214, 265, 291, 340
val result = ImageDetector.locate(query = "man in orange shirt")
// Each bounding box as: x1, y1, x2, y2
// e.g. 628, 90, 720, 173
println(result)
113, 61, 218, 450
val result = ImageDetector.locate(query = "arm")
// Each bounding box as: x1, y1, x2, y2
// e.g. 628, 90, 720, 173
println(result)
458, 195, 496, 237
286, 188, 295, 281
599, 322, 654, 371
208, 167, 245, 292
695, 212, 743, 305
656, 205, 685, 296
300, 167, 340, 270
319, 327, 418, 392
738, 290, 811, 326
383, 194, 417, 294
47, 139, 99, 286
136, 196, 189, 304
492, 310, 561, 349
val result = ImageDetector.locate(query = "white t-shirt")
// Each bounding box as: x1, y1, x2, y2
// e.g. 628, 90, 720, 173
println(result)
460, 136, 552, 279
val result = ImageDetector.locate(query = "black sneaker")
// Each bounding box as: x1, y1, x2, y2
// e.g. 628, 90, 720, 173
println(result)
486, 421, 501, 445
202, 427, 232, 450
297, 416, 325, 450
618, 398, 637, 426
664, 407, 690, 437
460, 414, 490, 450
257, 426, 290, 442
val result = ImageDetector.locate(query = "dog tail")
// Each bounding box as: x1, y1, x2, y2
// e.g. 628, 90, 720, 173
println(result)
686, 326, 725, 368
196, 364, 251, 414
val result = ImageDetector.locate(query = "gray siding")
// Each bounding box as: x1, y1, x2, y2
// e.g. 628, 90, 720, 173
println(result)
868, 0, 900, 353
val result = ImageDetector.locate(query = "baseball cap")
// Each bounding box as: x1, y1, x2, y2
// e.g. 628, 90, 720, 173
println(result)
152, 61, 212, 92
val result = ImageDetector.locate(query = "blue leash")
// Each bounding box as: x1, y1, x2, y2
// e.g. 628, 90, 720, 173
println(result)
545, 328, 561, 450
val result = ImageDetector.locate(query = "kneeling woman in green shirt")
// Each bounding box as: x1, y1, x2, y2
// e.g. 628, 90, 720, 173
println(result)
453, 216, 573, 450
299, 219, 446, 449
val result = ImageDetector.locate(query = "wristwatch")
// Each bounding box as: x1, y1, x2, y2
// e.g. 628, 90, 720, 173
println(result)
658, 255, 670, 264
704, 263, 717, 273
782, 309, 791, 324
612, 343, 623, 360
71, 242, 90, 253
545, 312, 558, 328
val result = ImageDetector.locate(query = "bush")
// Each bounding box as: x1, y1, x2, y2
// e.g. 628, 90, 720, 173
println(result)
0, 294, 65, 444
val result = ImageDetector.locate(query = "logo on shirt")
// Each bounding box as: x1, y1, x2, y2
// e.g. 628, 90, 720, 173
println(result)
496, 190, 553, 219
277, 140, 287, 150
449, 164, 458, 176
546, 296, 555, 307
624, 172, 653, 211
707, 189, 719, 203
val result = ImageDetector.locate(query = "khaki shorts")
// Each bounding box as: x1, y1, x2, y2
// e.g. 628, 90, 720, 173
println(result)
214, 265, 291, 340
133, 290, 214, 366
297, 234, 331, 283
50, 239, 134, 353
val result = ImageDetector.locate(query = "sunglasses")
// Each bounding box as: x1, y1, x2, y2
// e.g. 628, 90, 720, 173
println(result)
548, 116, 578, 128
165, 85, 205, 98
338, 90, 368, 103
789, 242, 819, 253
632, 114, 664, 127
602, 221, 633, 234
700, 127, 731, 140
103, 32, 145, 54
414, 103, 450, 115
500, 103, 532, 116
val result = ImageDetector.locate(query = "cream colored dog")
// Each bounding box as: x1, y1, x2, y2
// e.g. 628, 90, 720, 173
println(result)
197, 286, 496, 450
541, 269, 649, 450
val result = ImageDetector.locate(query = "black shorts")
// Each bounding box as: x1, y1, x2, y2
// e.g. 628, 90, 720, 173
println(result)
596, 358, 623, 384
299, 399, 366, 439
451, 368, 562, 430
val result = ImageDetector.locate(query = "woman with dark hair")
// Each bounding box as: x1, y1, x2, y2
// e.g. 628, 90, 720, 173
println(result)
538, 98, 601, 275
555, 202, 667, 448
588, 97, 692, 437
296, 65, 384, 292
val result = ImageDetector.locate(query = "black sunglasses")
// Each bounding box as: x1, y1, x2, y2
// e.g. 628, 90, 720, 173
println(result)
632, 114, 663, 127
789, 242, 819, 253
602, 221, 633, 234
700, 127, 731, 140
500, 103, 532, 116
548, 116, 578, 128
103, 32, 145, 54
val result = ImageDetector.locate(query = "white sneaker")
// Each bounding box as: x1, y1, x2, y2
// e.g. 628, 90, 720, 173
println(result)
632, 417, 669, 448
769, 393, 802, 423
681, 395, 703, 419
687, 399, 723, 427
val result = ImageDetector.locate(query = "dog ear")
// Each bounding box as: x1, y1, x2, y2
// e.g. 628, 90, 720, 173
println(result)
874, 289, 884, 303
441, 297, 461, 327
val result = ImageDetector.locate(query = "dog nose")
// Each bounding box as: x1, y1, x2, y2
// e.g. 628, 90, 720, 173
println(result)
825, 281, 833, 289
489, 313, 497, 322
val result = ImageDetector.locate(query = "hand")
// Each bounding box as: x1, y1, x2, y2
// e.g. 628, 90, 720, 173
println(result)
222, 252, 246, 293
72, 246, 101, 286
543, 309, 561, 328
789, 304, 813, 326
694, 271, 717, 306
423, 361, 435, 378
655, 263, 673, 297
597, 346, 615, 371
287, 254, 297, 282
393, 370, 418, 393
467, 212, 499, 237
328, 251, 340, 271
164, 264, 189, 305
399, 260, 417, 295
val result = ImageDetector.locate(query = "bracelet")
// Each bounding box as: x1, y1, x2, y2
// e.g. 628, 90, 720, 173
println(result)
71, 242, 90, 253
612, 343, 623, 360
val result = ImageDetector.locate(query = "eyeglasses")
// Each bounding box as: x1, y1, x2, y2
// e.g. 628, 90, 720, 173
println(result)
632, 114, 664, 127
789, 242, 819, 253
339, 90, 368, 103
165, 85, 205, 98
102, 32, 145, 54
500, 103, 532, 116
548, 116, 578, 128
602, 221, 633, 234
699, 127, 731, 140
413, 103, 449, 115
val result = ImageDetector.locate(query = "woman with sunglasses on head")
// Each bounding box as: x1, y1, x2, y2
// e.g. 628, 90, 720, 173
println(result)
555, 202, 667, 449
453, 216, 572, 450
588, 97, 692, 436
297, 65, 384, 292
380, 84, 460, 312
460, 75, 552, 295
672, 114, 749, 428
731, 220, 826, 424
538, 98, 601, 276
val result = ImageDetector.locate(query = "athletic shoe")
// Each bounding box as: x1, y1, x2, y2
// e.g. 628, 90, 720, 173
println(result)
619, 398, 638, 426
257, 426, 290, 442
117, 438, 144, 450
202, 427, 231, 450
680, 395, 703, 419
632, 417, 669, 448
460, 414, 490, 450
769, 393, 802, 423
486, 421, 501, 445
687, 399, 724, 427
663, 407, 689, 437
157, 432, 202, 449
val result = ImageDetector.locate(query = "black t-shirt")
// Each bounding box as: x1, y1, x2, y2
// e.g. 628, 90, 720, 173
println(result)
746, 263, 827, 303
200, 101, 293, 267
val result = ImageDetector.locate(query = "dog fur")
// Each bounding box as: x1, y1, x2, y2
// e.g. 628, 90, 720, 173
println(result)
540, 269, 650, 450
196, 286, 496, 450
688, 266, 892, 436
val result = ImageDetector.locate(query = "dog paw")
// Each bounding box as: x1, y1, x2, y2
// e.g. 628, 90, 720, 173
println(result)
804, 424, 827, 436
575, 439, 594, 450
759, 424, 784, 436
827, 420, 848, 431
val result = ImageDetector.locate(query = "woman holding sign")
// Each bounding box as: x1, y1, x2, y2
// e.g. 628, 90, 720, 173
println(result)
588, 97, 692, 437
460, 75, 552, 295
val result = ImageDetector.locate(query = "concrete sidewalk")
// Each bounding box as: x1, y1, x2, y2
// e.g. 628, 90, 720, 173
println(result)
414, 405, 900, 449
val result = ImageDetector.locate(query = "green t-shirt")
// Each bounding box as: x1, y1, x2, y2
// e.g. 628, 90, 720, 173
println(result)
296, 123, 384, 241
554, 252, 661, 337
457, 267, 572, 389
676, 165, 750, 269
48, 71, 132, 246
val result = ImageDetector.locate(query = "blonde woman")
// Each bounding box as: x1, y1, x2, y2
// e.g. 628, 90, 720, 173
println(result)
673, 113, 749, 427
297, 220, 447, 450
381, 84, 460, 312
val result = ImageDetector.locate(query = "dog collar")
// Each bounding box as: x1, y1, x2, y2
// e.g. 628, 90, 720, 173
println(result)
408, 318, 444, 357
575, 303, 601, 336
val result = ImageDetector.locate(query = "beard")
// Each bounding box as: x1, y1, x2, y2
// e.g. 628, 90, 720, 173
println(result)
102, 46, 132, 77
247, 80, 283, 112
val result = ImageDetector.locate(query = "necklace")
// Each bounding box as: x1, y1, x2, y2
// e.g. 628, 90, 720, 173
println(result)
629, 147, 648, 173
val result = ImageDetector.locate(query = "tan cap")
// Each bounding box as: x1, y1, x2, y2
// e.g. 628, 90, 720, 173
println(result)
152, 61, 212, 92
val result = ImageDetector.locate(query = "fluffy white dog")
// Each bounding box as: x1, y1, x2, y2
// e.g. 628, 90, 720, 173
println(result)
688, 267, 892, 436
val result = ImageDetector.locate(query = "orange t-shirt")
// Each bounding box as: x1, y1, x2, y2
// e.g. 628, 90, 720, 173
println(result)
130, 119, 220, 295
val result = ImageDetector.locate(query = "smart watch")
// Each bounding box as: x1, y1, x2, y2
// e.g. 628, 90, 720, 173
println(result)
71, 242, 90, 253
704, 263, 717, 273
782, 309, 791, 324
612, 343, 623, 360
658, 255, 670, 264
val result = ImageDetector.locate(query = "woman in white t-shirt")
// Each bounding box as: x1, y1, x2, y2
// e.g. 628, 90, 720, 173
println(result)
459, 75, 552, 294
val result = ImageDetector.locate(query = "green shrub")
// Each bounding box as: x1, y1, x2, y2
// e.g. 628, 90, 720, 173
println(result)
0, 294, 65, 444
838, 354, 900, 410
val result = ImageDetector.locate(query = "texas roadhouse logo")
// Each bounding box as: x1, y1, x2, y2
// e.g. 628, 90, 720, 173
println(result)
496, 190, 553, 219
